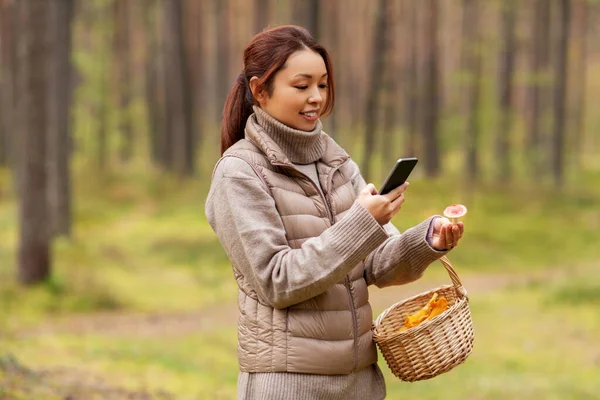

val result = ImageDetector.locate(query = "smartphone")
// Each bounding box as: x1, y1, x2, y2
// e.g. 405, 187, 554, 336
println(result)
379, 157, 418, 195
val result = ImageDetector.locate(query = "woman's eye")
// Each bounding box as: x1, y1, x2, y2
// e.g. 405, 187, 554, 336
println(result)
295, 86, 308, 90
319, 84, 328, 89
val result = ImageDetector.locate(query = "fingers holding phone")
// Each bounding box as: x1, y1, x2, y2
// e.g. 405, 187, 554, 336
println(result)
383, 182, 409, 205
357, 182, 409, 225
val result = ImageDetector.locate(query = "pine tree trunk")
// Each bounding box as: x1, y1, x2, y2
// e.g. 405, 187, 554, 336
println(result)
552, 0, 571, 187
254, 0, 269, 34
527, 0, 551, 178
47, 0, 74, 237
144, 0, 161, 166
215, 0, 230, 122
571, 0, 587, 172
422, 0, 440, 177
404, 0, 419, 158
361, 0, 387, 181
497, 0, 516, 183
462, 0, 482, 184
163, 0, 195, 176
0, 1, 17, 176
17, 0, 51, 285
114, 0, 133, 163
381, 0, 398, 168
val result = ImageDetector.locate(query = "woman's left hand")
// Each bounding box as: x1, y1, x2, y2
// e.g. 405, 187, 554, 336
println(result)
431, 217, 464, 251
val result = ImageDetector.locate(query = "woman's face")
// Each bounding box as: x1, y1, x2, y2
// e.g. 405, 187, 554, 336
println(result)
256, 49, 328, 131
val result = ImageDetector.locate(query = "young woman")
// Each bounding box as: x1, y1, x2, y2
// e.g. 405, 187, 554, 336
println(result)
205, 25, 465, 400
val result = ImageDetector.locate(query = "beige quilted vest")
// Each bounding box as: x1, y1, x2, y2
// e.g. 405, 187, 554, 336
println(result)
220, 121, 378, 375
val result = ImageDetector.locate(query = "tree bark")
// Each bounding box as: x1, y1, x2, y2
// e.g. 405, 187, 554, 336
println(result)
0, 0, 17, 176
163, 0, 194, 176
404, 0, 419, 158
215, 0, 230, 122
527, 0, 551, 177
16, 0, 51, 284
462, 0, 482, 184
422, 0, 441, 177
361, 0, 387, 181
47, 0, 74, 237
552, 0, 571, 187
381, 0, 399, 167
184, 0, 203, 160
497, 0, 516, 183
291, 0, 319, 40
571, 0, 587, 171
97, 1, 112, 171
254, 0, 270, 34
113, 0, 133, 163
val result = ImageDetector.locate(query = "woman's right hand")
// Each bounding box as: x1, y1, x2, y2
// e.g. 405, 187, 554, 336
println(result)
356, 182, 409, 225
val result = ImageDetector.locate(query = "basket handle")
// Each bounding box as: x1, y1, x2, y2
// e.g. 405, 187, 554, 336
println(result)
439, 256, 468, 299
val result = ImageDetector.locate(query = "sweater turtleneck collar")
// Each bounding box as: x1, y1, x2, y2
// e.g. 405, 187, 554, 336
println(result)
251, 106, 324, 165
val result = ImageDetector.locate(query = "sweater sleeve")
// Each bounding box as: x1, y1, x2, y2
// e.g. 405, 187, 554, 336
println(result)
347, 162, 448, 288
205, 157, 389, 309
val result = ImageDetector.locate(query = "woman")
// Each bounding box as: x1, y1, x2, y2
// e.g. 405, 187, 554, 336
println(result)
205, 25, 464, 400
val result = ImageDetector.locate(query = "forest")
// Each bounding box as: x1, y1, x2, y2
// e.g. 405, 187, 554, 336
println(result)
1, 0, 599, 399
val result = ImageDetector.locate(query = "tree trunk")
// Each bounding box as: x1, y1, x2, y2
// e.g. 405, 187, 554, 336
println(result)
215, 0, 230, 122
144, 0, 162, 166
97, 1, 112, 171
381, 0, 398, 167
404, 0, 419, 158
361, 0, 387, 181
571, 0, 587, 172
422, 0, 441, 178
0, 0, 17, 176
307, 0, 319, 40
552, 0, 571, 187
163, 0, 194, 176
527, 0, 551, 178
113, 0, 133, 163
0, 76, 5, 167
291, 0, 319, 40
254, 0, 270, 34
16, 0, 51, 284
497, 0, 516, 183
47, 0, 74, 238
462, 0, 482, 184
184, 0, 203, 161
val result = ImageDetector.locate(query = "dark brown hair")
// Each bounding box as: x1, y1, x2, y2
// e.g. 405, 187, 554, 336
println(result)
220, 25, 335, 155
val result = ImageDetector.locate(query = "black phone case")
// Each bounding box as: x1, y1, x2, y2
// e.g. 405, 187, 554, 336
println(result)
379, 158, 418, 195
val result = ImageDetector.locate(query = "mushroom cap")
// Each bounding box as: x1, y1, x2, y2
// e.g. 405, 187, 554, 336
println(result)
443, 204, 468, 219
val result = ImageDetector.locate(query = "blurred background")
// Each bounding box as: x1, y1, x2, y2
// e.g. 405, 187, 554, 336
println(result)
1, 0, 599, 399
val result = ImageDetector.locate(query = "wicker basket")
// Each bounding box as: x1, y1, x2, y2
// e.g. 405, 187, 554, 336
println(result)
372, 256, 474, 382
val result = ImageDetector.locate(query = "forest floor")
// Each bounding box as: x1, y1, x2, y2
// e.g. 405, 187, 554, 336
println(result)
0, 266, 577, 400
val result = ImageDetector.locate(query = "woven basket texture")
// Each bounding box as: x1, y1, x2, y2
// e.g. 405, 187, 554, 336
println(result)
372, 256, 474, 382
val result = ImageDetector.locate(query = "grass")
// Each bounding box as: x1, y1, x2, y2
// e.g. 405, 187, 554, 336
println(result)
1, 164, 599, 398
383, 273, 600, 400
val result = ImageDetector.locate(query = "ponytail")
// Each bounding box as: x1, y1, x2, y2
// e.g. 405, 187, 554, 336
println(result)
220, 72, 254, 155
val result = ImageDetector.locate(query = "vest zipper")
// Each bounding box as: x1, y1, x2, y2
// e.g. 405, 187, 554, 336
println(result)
274, 160, 359, 371
344, 276, 359, 372
323, 162, 360, 372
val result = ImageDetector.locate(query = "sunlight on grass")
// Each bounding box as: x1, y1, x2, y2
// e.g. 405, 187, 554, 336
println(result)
383, 270, 600, 400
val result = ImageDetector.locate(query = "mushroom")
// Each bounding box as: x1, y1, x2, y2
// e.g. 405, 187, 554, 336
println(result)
443, 204, 467, 224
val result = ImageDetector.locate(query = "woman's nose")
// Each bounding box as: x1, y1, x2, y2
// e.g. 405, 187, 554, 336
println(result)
308, 88, 322, 104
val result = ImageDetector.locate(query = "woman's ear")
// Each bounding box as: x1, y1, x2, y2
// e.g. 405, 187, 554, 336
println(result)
249, 77, 267, 105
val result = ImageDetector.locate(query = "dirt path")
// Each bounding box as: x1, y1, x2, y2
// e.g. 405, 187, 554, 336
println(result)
21, 268, 563, 339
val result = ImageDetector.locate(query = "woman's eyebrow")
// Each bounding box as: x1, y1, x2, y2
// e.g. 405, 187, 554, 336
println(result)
292, 73, 328, 79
